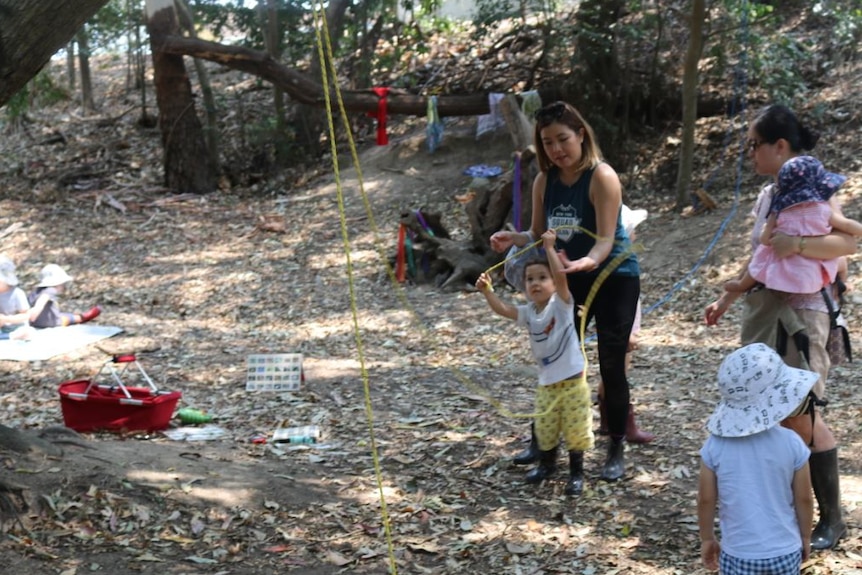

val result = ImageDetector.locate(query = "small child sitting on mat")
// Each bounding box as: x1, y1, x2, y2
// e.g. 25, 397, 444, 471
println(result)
29, 264, 102, 328
0, 255, 34, 340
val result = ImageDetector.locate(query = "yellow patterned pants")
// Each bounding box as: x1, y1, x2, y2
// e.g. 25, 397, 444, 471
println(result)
534, 376, 594, 452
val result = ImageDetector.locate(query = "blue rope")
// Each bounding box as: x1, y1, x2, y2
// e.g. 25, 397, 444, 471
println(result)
584, 0, 752, 342
642, 0, 752, 317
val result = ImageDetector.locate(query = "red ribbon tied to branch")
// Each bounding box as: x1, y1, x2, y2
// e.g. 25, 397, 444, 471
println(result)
368, 87, 390, 145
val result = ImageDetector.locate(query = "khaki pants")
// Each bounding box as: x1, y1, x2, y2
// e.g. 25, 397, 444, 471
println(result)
783, 308, 830, 400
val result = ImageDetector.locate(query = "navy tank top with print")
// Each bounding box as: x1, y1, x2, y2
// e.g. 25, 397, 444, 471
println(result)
544, 166, 639, 277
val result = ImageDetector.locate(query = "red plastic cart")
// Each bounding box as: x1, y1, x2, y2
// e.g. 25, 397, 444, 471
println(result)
59, 354, 181, 432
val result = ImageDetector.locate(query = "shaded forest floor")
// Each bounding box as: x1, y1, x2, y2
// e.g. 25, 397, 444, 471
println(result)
0, 51, 862, 575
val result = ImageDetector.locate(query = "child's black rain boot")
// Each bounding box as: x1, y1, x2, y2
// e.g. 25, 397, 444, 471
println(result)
564, 450, 584, 496
513, 422, 539, 466
524, 446, 557, 484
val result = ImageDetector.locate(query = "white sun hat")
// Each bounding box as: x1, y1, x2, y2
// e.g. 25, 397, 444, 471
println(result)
0, 255, 19, 286
706, 342, 818, 438
621, 204, 648, 237
37, 264, 74, 288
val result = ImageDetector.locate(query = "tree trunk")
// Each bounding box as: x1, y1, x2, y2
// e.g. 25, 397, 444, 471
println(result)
296, 0, 352, 156
0, 0, 111, 105
675, 0, 707, 210
77, 26, 96, 113
146, 0, 217, 194
259, 0, 288, 166
176, 0, 220, 172
66, 41, 76, 92
573, 0, 626, 157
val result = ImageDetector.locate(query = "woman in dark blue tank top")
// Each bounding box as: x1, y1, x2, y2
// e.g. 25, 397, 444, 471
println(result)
490, 101, 652, 482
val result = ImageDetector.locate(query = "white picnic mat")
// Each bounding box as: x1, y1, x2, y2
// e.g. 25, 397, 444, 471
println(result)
0, 324, 123, 361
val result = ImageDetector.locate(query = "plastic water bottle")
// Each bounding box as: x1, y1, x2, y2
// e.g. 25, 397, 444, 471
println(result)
284, 435, 316, 444
177, 408, 213, 424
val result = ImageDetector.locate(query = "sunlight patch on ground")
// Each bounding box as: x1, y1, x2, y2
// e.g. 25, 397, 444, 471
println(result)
306, 248, 381, 269
353, 485, 403, 506
296, 309, 420, 337
125, 470, 256, 506
841, 473, 862, 506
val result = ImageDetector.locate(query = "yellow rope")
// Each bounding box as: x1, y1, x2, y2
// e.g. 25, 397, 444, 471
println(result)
477, 225, 644, 418
310, 5, 641, 568
310, 6, 398, 574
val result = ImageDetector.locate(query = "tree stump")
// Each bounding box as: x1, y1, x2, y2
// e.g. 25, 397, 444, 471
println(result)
397, 147, 537, 291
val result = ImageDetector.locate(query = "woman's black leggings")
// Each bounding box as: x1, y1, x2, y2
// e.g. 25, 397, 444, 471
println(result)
567, 273, 640, 439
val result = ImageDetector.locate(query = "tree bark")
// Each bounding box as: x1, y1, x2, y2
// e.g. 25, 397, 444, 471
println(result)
0, 0, 111, 105
175, 0, 220, 172
77, 26, 96, 113
296, 0, 352, 155
66, 41, 76, 92
675, 0, 707, 210
146, 0, 217, 193
573, 0, 626, 156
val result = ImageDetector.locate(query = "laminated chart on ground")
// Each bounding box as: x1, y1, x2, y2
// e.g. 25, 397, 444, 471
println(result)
245, 353, 303, 391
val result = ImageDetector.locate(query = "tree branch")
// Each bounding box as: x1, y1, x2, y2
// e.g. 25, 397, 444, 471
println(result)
155, 35, 564, 117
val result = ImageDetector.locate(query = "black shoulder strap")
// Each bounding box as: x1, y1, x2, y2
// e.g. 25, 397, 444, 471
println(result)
820, 287, 840, 328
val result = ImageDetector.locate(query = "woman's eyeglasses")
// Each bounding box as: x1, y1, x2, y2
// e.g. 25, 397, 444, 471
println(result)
534, 102, 567, 123
747, 139, 765, 153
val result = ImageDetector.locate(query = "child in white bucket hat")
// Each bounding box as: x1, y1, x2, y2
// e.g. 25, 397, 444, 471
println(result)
0, 255, 34, 340
28, 264, 101, 328
697, 342, 816, 574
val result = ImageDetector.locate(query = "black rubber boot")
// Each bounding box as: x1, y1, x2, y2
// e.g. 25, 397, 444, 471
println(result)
513, 422, 539, 466
810, 448, 847, 550
600, 437, 625, 482
525, 446, 558, 484
564, 451, 585, 496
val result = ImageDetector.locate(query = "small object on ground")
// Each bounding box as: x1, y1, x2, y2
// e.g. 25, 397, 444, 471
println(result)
177, 407, 213, 424
272, 425, 320, 444
251, 434, 267, 444
463, 164, 503, 178
162, 425, 226, 441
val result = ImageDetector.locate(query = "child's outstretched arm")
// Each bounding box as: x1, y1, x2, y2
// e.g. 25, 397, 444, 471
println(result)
542, 229, 572, 304
792, 461, 814, 562
475, 273, 518, 320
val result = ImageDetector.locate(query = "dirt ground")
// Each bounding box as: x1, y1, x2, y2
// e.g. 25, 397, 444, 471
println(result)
1, 106, 862, 575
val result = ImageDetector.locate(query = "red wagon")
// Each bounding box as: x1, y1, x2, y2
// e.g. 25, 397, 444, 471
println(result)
59, 354, 182, 432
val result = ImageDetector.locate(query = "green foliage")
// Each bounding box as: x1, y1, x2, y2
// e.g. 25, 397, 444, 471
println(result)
87, 0, 133, 52
707, 0, 862, 107
2, 71, 69, 124
748, 34, 814, 106
813, 0, 862, 62
191, 0, 315, 60
471, 0, 558, 37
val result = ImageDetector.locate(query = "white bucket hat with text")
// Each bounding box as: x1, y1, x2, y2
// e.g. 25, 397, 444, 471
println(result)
706, 342, 818, 438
